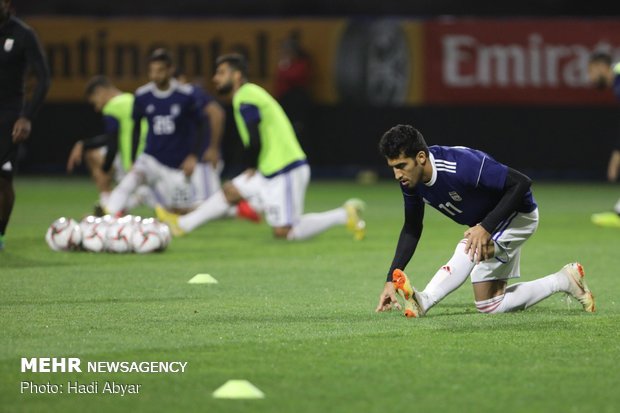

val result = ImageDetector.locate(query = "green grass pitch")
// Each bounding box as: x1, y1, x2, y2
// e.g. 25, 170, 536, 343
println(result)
1, 177, 619, 413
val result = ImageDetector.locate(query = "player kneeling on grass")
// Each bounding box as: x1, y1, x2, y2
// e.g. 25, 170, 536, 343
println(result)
157, 54, 365, 241
375, 125, 595, 317
66, 76, 153, 214
102, 49, 258, 221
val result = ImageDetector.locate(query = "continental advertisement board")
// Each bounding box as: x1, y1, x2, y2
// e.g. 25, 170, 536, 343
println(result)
26, 17, 620, 106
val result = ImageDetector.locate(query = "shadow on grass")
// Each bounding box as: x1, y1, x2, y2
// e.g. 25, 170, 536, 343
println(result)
0, 251, 72, 269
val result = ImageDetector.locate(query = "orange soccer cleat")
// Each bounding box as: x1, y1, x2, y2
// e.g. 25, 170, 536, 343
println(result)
392, 269, 424, 318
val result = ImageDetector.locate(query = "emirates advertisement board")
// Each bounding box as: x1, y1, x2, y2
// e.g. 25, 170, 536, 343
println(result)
424, 19, 620, 105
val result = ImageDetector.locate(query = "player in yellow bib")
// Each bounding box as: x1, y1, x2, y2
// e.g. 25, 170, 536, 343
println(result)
66, 76, 151, 213
588, 52, 620, 228
158, 54, 365, 241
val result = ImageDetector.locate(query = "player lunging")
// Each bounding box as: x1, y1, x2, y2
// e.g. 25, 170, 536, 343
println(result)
375, 125, 595, 317
66, 76, 152, 214
104, 49, 252, 218
157, 54, 365, 241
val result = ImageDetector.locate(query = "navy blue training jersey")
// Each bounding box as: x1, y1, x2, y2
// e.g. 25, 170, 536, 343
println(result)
133, 79, 204, 168
402, 146, 537, 228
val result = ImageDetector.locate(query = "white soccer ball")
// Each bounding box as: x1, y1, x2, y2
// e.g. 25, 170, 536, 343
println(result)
131, 218, 166, 253
105, 215, 136, 253
79, 215, 97, 234
158, 221, 171, 249
80, 216, 107, 252
45, 217, 82, 251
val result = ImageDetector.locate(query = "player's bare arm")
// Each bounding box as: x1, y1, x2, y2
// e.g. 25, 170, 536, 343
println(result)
66, 140, 84, 172
181, 154, 198, 177
203, 101, 225, 167
607, 149, 620, 182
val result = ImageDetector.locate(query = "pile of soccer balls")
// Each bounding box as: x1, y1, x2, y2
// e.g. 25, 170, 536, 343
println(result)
45, 215, 171, 253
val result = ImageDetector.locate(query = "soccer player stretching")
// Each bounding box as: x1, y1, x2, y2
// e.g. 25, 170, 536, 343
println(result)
588, 51, 620, 228
105, 49, 222, 215
66, 76, 151, 213
158, 54, 365, 240
375, 125, 595, 317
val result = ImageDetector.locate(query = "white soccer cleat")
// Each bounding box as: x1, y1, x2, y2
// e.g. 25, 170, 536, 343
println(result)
561, 262, 595, 313
344, 198, 366, 241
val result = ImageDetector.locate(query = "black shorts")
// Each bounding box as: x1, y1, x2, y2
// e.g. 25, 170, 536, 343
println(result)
0, 110, 19, 178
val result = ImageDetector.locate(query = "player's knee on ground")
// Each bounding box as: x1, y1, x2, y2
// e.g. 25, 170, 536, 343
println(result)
222, 182, 242, 204
475, 294, 506, 314
272, 227, 291, 239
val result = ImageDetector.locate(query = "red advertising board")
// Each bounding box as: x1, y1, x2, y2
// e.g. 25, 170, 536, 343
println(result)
424, 19, 620, 105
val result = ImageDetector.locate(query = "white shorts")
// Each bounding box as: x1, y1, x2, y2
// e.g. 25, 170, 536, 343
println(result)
132, 153, 221, 210
232, 163, 310, 227
470, 208, 539, 283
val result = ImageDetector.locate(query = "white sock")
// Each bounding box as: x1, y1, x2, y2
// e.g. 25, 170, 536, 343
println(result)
124, 186, 154, 210
417, 240, 475, 313
287, 208, 347, 240
614, 198, 620, 214
106, 171, 141, 215
226, 206, 238, 218
99, 192, 110, 206
178, 191, 230, 232
478, 271, 570, 313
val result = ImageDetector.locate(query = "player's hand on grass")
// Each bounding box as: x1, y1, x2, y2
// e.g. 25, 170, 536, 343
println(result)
375, 282, 401, 312
464, 224, 492, 264
12, 117, 32, 143
66, 141, 84, 173
181, 154, 198, 177
202, 146, 220, 168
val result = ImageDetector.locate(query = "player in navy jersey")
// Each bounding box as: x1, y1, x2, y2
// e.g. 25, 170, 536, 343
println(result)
588, 51, 620, 228
104, 49, 222, 215
375, 125, 595, 317
174, 69, 224, 169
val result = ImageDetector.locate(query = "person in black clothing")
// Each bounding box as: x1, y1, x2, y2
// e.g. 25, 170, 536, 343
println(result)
0, 0, 50, 250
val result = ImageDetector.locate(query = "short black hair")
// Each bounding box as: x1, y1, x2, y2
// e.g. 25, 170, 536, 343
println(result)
149, 48, 173, 67
173, 67, 185, 78
379, 125, 429, 159
215, 53, 248, 78
589, 51, 612, 66
84, 75, 113, 97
